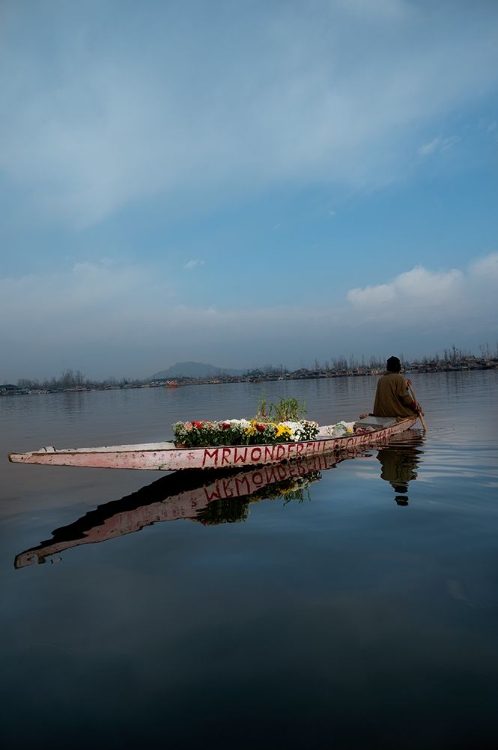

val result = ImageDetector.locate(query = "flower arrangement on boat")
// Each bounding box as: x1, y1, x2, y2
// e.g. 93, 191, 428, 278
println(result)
172, 418, 320, 448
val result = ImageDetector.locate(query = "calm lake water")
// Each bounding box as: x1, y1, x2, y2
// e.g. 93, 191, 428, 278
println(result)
1, 371, 498, 749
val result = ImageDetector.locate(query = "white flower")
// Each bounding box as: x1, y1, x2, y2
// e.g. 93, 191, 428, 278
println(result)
225, 418, 251, 428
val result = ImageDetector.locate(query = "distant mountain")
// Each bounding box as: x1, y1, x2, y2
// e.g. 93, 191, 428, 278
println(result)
150, 361, 245, 379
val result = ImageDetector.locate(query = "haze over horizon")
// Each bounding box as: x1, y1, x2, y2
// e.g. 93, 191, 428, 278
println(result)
1, 0, 497, 383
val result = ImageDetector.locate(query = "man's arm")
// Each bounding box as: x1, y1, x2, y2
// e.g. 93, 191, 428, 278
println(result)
404, 378, 421, 411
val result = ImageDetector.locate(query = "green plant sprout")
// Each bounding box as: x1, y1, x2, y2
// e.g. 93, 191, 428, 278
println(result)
255, 395, 307, 423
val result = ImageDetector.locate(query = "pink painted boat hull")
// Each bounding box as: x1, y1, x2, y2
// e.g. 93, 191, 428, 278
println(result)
8, 417, 418, 471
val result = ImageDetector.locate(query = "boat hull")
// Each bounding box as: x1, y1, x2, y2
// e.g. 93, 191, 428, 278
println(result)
8, 417, 417, 471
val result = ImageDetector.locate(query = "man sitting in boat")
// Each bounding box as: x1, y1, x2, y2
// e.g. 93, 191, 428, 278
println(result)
373, 356, 420, 418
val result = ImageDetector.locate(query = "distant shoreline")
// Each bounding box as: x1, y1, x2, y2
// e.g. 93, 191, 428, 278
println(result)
2, 358, 496, 397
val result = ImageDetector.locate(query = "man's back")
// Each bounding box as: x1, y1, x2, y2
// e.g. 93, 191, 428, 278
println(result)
373, 371, 416, 418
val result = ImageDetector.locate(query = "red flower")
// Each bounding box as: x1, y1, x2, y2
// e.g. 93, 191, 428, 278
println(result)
221, 423, 230, 429
255, 423, 266, 432
193, 421, 203, 429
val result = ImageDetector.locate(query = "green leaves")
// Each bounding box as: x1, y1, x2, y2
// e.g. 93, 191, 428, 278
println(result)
267, 396, 307, 423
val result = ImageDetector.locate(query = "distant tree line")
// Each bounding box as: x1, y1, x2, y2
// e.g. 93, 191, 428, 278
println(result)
12, 342, 498, 391
15, 368, 144, 391
245, 342, 498, 378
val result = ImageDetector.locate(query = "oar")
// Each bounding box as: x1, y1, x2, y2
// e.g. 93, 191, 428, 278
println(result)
407, 382, 427, 432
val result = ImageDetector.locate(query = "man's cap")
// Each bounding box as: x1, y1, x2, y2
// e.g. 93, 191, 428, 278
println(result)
386, 356, 401, 371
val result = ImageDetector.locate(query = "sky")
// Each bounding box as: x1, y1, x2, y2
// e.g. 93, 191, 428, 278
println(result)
1, 0, 497, 382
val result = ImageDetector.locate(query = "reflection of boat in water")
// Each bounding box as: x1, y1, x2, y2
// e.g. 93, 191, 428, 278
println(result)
15, 451, 362, 569
376, 429, 425, 505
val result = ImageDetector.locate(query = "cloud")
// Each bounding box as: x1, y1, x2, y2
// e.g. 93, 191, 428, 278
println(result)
346, 255, 498, 330
0, 262, 155, 341
1, 253, 496, 380
0, 0, 497, 226
418, 139, 441, 155
347, 266, 465, 314
468, 252, 498, 280
184, 260, 204, 271
418, 136, 460, 155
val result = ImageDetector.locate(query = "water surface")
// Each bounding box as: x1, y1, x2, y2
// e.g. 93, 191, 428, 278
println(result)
1, 372, 497, 749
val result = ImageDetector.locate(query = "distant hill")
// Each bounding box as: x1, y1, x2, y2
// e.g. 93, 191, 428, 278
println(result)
150, 361, 245, 379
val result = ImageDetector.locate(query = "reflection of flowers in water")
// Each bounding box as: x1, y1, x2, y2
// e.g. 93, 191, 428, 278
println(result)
196, 498, 251, 526
195, 471, 322, 525
265, 472, 322, 504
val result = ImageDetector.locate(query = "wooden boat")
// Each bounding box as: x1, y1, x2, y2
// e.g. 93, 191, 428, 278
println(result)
14, 451, 352, 568
8, 416, 417, 471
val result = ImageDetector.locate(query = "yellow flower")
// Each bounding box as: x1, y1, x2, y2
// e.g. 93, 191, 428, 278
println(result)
275, 424, 292, 438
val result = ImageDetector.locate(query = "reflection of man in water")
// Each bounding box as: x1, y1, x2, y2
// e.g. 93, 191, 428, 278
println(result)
377, 439, 421, 506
